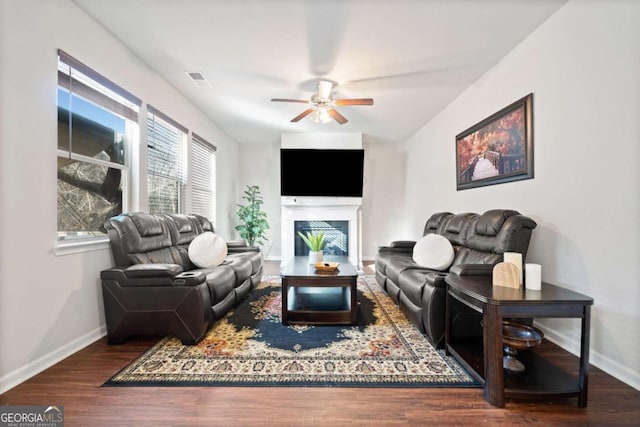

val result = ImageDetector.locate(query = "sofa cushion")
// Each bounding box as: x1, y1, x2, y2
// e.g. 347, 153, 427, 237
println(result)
474, 209, 519, 236
163, 214, 202, 249
375, 250, 409, 276
398, 269, 427, 307
413, 234, 454, 271
227, 251, 262, 275
202, 266, 236, 305
188, 232, 228, 268
109, 213, 174, 261
399, 269, 447, 307
439, 213, 477, 246
221, 256, 252, 286
128, 247, 184, 266
131, 212, 164, 237
386, 257, 419, 285
422, 212, 453, 236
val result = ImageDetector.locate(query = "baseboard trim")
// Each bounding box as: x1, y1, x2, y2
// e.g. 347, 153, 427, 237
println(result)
0, 326, 107, 394
536, 324, 640, 391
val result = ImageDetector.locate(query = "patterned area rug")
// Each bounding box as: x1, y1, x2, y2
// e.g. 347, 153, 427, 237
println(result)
104, 275, 479, 387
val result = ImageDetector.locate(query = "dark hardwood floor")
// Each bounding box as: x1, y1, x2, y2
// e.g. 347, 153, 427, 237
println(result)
1, 262, 638, 426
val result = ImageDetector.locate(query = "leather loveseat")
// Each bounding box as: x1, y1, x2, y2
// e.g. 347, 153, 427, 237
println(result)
375, 209, 536, 348
100, 212, 263, 345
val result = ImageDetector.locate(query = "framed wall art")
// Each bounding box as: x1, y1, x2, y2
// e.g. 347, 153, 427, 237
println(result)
456, 93, 533, 191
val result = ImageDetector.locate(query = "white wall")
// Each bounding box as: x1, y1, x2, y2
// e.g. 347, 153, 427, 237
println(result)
281, 132, 362, 149
403, 0, 640, 389
238, 142, 282, 259
0, 0, 241, 393
239, 134, 406, 261
361, 135, 407, 259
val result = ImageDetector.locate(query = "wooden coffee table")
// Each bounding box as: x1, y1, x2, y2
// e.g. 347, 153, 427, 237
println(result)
281, 256, 358, 325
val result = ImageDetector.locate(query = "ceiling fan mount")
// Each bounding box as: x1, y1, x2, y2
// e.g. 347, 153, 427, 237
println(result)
271, 80, 373, 125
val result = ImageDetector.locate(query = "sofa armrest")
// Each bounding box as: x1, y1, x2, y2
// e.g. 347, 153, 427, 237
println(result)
378, 240, 416, 255
173, 271, 207, 286
227, 240, 261, 253
449, 264, 494, 277
422, 271, 448, 288
226, 239, 248, 248
378, 246, 413, 255
123, 263, 183, 279
101, 264, 203, 287
390, 240, 417, 249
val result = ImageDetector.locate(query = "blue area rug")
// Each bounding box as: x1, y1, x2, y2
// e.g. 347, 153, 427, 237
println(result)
104, 275, 480, 388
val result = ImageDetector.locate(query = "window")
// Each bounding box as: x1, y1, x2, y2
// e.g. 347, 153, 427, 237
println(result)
57, 50, 141, 243
191, 133, 217, 223
147, 106, 187, 214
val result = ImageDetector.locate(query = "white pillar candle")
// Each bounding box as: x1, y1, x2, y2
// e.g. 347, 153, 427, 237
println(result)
525, 263, 542, 291
503, 252, 523, 285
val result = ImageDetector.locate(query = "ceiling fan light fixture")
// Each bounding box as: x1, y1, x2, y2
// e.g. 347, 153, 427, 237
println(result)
272, 81, 371, 125
310, 106, 332, 124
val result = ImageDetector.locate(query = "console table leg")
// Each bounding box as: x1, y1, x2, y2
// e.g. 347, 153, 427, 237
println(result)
578, 305, 591, 407
350, 278, 358, 325
484, 305, 505, 407
282, 277, 289, 325
445, 288, 451, 356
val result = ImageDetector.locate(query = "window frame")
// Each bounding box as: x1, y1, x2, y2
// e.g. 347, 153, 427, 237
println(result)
190, 132, 217, 223
146, 105, 189, 215
55, 50, 140, 253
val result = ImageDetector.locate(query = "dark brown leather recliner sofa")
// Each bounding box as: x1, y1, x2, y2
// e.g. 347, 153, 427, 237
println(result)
100, 212, 263, 345
375, 209, 537, 348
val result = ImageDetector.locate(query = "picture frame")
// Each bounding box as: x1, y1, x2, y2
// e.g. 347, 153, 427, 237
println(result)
456, 93, 533, 191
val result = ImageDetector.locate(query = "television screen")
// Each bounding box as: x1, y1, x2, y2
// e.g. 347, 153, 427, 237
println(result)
280, 149, 364, 197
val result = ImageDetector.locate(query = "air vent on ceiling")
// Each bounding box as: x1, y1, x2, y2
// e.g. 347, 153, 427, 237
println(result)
185, 71, 212, 88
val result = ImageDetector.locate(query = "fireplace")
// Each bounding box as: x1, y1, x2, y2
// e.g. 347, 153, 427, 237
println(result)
294, 220, 349, 256
281, 196, 362, 269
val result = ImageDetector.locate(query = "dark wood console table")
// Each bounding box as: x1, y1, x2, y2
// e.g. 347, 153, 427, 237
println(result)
444, 274, 593, 408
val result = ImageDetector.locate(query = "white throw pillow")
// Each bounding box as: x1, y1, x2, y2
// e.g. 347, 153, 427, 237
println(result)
188, 232, 228, 268
412, 234, 455, 271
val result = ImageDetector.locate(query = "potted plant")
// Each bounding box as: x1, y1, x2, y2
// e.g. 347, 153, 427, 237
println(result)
235, 185, 269, 247
297, 231, 325, 264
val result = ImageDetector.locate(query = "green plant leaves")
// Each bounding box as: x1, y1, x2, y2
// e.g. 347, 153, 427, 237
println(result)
297, 231, 325, 251
236, 185, 269, 247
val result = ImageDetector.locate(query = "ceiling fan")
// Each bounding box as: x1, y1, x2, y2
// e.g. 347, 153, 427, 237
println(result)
271, 80, 373, 125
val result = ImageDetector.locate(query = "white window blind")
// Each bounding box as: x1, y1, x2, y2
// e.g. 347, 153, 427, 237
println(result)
147, 106, 187, 214
191, 133, 217, 223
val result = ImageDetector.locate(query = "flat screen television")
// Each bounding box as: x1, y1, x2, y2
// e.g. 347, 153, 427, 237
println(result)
280, 148, 364, 197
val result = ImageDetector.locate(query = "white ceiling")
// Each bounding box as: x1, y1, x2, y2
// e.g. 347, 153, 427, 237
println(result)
73, 0, 567, 144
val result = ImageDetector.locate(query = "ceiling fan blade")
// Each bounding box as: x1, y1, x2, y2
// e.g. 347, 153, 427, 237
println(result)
271, 98, 310, 103
327, 108, 348, 125
291, 108, 315, 122
334, 98, 374, 106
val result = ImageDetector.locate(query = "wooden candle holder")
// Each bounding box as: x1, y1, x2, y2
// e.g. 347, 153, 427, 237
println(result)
492, 262, 521, 289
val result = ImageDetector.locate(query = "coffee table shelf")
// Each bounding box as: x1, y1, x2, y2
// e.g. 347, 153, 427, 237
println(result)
287, 287, 351, 312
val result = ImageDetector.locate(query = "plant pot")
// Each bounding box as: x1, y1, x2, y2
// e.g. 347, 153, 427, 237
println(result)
308, 250, 323, 264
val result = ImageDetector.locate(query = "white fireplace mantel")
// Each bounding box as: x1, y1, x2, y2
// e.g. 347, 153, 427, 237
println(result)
281, 196, 362, 269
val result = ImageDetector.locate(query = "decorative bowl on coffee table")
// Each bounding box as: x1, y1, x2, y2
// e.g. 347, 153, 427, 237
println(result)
502, 320, 544, 373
